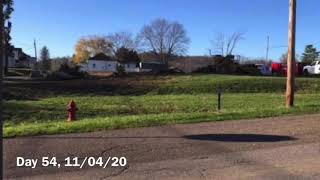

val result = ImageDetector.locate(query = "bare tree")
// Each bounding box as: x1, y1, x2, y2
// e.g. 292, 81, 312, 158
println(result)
279, 52, 299, 64
106, 32, 138, 54
212, 32, 225, 56
211, 31, 245, 56
139, 18, 190, 65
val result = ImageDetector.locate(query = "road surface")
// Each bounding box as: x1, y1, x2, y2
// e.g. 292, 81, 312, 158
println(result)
4, 114, 320, 179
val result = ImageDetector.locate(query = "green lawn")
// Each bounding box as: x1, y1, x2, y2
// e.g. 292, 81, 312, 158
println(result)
4, 74, 320, 137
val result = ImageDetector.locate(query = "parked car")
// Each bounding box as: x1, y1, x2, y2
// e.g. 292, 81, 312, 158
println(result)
256, 64, 272, 75
303, 61, 320, 75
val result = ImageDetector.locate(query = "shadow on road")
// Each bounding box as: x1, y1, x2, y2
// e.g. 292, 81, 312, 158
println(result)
183, 134, 297, 142
13, 134, 297, 143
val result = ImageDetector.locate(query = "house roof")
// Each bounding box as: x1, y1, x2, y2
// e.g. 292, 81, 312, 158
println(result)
13, 48, 23, 52
88, 53, 114, 61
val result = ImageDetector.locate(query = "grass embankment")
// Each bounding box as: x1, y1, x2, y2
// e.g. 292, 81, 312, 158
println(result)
4, 74, 320, 137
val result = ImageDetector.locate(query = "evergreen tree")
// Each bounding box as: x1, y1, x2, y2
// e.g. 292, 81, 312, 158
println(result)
3, 0, 14, 74
40, 46, 51, 71
116, 64, 126, 76
115, 47, 140, 63
115, 47, 130, 63
302, 45, 319, 64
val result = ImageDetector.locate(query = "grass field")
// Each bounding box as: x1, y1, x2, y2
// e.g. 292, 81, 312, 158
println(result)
4, 74, 320, 137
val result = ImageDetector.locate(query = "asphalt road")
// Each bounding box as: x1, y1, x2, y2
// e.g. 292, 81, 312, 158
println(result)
4, 114, 320, 180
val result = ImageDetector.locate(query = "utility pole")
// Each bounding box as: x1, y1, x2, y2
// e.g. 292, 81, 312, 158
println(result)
33, 39, 37, 69
34, 38, 37, 61
266, 36, 270, 62
286, 0, 296, 108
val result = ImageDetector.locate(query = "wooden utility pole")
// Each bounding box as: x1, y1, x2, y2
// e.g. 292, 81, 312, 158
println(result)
286, 0, 296, 108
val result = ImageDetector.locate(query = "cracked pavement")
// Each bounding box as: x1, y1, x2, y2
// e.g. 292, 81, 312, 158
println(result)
4, 114, 320, 179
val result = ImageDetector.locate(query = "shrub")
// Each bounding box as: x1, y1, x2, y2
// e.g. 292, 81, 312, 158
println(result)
193, 56, 239, 74
115, 64, 126, 77
236, 64, 262, 76
46, 63, 87, 80
59, 63, 87, 77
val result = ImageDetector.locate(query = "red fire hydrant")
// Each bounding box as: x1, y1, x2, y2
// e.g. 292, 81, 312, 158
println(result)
67, 100, 78, 122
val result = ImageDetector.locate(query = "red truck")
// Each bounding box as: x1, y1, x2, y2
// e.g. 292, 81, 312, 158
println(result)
271, 63, 303, 76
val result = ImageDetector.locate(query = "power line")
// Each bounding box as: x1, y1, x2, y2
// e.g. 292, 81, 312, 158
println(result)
311, 40, 320, 45
270, 45, 287, 49
24, 47, 34, 51
13, 40, 34, 47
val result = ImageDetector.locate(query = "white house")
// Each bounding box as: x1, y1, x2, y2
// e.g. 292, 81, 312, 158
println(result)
121, 62, 140, 72
8, 47, 36, 68
85, 53, 117, 72
80, 53, 167, 73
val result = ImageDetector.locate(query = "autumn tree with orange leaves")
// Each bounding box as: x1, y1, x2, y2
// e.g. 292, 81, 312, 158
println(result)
73, 36, 113, 64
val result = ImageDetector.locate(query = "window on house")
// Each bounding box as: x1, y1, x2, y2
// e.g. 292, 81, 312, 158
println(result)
93, 63, 96, 68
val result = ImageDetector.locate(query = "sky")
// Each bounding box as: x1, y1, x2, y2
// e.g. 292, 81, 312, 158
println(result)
11, 0, 320, 60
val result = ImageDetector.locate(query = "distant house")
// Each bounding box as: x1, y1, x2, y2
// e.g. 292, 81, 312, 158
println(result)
121, 62, 140, 72
85, 53, 117, 72
138, 52, 168, 72
8, 47, 36, 68
139, 61, 167, 72
80, 53, 168, 73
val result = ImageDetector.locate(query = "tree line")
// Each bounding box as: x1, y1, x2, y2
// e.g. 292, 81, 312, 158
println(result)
73, 18, 191, 66
278, 44, 319, 64
2, 1, 319, 74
